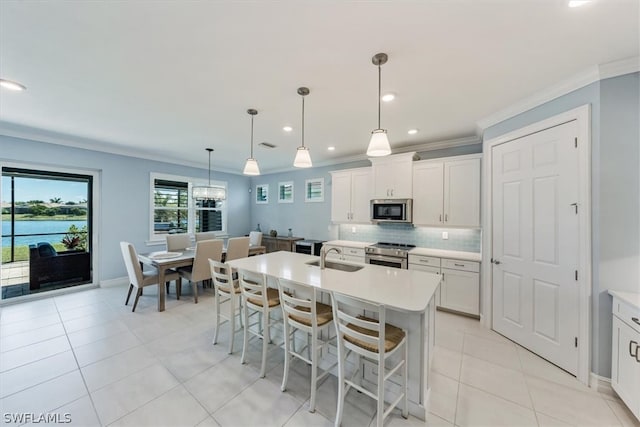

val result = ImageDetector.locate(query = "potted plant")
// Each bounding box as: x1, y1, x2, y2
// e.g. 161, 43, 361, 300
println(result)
61, 224, 87, 251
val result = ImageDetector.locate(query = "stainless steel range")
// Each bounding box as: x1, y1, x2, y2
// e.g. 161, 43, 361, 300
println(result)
365, 242, 416, 269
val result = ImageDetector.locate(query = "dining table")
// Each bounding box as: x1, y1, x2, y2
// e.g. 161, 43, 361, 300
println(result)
138, 244, 266, 311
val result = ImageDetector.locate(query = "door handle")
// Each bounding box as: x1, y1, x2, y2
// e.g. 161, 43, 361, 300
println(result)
491, 258, 501, 265
630, 340, 638, 359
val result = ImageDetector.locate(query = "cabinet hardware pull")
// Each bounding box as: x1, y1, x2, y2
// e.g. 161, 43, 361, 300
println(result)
630, 340, 638, 359
454, 263, 464, 267
632, 317, 640, 326
439, 214, 442, 222
445, 214, 448, 222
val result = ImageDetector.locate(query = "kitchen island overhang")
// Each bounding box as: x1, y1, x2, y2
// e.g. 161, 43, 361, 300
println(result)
227, 251, 441, 420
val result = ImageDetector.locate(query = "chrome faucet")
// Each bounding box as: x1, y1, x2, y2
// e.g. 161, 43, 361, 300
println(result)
320, 247, 341, 269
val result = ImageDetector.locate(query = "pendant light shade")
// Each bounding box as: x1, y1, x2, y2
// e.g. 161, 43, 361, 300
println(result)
243, 109, 261, 176
293, 87, 312, 168
366, 53, 392, 157
193, 148, 226, 200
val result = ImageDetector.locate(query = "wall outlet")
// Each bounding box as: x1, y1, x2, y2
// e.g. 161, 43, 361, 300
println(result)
351, 226, 357, 233
442, 231, 449, 240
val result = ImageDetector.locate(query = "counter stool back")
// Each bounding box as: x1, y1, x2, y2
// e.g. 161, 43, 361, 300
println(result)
330, 292, 408, 427
210, 259, 243, 354
278, 279, 337, 412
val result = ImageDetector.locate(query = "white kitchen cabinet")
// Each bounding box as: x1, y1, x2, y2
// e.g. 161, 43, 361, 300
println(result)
610, 293, 640, 420
440, 267, 480, 317
412, 155, 481, 227
330, 168, 372, 223
370, 152, 417, 199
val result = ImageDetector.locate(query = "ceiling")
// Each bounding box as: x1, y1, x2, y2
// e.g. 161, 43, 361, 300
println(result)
0, 1, 638, 174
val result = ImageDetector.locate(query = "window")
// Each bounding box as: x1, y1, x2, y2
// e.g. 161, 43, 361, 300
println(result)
278, 181, 294, 203
150, 173, 227, 241
305, 178, 324, 202
256, 184, 269, 204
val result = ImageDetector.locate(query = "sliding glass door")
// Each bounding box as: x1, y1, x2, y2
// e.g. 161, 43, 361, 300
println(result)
1, 167, 93, 299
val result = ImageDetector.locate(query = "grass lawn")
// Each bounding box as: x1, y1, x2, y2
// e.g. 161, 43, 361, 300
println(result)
2, 243, 66, 263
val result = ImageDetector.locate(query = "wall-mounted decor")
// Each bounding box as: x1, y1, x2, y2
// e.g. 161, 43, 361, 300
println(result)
305, 178, 324, 203
256, 184, 269, 204
278, 181, 294, 203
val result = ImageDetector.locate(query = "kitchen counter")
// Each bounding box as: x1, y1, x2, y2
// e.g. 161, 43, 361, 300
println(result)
609, 290, 640, 310
409, 247, 482, 262
227, 251, 440, 419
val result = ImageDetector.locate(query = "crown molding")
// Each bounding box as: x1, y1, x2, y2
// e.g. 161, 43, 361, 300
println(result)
258, 135, 481, 175
476, 56, 640, 131
0, 121, 242, 176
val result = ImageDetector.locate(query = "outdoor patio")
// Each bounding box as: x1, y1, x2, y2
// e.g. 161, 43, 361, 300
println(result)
1, 261, 30, 299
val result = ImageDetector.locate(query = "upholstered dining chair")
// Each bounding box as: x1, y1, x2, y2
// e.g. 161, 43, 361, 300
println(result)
166, 233, 191, 251
177, 239, 223, 303
248, 231, 263, 247
195, 231, 218, 242
120, 241, 181, 312
225, 236, 250, 261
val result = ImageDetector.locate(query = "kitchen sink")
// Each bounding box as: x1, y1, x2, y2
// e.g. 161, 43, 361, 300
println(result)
306, 260, 364, 272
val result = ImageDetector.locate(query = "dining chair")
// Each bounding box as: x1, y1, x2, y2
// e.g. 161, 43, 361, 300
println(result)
166, 233, 191, 251
210, 259, 243, 354
177, 239, 223, 303
195, 231, 218, 242
120, 241, 181, 312
239, 273, 281, 378
277, 279, 337, 412
225, 236, 250, 261
249, 231, 263, 247
330, 292, 408, 427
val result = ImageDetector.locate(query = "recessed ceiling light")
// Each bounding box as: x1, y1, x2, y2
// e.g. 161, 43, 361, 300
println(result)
327, 146, 336, 151
568, 0, 591, 7
381, 93, 395, 102
408, 129, 419, 135
0, 78, 26, 91
283, 126, 293, 132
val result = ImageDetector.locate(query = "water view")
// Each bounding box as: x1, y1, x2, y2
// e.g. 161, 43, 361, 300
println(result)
2, 220, 88, 247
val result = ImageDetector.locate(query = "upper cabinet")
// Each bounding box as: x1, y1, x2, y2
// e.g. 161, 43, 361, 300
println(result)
330, 167, 372, 223
370, 152, 418, 199
413, 154, 481, 227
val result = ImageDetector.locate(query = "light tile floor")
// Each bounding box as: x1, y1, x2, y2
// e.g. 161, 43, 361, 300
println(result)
0, 285, 638, 427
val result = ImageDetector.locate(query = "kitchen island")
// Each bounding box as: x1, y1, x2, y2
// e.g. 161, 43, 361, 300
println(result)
226, 251, 441, 420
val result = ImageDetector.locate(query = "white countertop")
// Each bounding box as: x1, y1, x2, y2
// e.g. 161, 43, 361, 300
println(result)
409, 247, 482, 262
323, 240, 375, 249
227, 251, 440, 313
609, 290, 640, 310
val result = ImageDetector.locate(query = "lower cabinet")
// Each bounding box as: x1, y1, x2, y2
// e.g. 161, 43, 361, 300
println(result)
408, 254, 480, 317
263, 236, 304, 253
611, 295, 640, 420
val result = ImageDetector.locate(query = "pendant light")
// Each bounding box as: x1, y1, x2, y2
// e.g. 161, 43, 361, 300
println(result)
243, 109, 261, 175
193, 148, 226, 200
293, 87, 312, 168
366, 52, 392, 157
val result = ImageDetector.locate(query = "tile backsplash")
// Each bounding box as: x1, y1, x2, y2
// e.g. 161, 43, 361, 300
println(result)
338, 223, 481, 252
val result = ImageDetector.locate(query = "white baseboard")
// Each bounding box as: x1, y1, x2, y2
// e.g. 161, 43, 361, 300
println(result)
590, 372, 616, 398
99, 276, 129, 288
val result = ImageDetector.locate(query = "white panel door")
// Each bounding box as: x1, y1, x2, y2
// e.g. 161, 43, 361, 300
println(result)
331, 172, 352, 222
444, 158, 481, 227
412, 162, 444, 225
492, 120, 580, 375
350, 169, 372, 223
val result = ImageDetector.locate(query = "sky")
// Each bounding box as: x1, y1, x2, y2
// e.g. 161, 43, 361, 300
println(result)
1, 177, 88, 204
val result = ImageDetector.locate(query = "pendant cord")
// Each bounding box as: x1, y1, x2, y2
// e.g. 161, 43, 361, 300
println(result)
250, 115, 254, 158
377, 64, 382, 129
207, 150, 211, 186
301, 95, 305, 148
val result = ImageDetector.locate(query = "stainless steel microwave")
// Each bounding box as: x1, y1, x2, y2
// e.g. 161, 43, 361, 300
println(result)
370, 199, 413, 224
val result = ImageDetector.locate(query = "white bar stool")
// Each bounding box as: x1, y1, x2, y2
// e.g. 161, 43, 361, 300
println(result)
210, 259, 243, 354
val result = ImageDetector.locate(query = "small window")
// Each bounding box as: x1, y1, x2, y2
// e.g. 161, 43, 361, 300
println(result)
153, 179, 189, 235
256, 184, 269, 204
305, 178, 324, 202
278, 181, 294, 203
